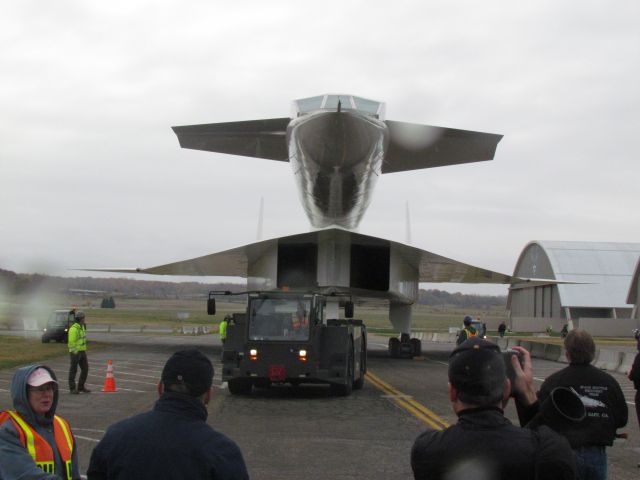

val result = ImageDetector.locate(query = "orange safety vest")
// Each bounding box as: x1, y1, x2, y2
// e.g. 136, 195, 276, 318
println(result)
0, 410, 74, 479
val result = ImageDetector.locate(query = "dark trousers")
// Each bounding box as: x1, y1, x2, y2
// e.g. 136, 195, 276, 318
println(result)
69, 351, 88, 390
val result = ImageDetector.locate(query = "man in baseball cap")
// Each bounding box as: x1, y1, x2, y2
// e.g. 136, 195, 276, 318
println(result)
160, 348, 214, 396
411, 338, 576, 480
88, 349, 248, 480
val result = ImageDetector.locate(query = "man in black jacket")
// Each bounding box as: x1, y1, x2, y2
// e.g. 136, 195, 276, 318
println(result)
411, 337, 576, 480
87, 349, 249, 480
519, 329, 627, 480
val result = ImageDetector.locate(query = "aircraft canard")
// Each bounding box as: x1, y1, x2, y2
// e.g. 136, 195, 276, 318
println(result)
172, 94, 502, 229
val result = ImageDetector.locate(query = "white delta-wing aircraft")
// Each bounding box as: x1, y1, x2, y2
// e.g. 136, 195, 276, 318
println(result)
97, 94, 534, 356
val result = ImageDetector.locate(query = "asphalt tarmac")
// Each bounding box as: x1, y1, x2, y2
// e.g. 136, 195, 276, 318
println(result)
1, 333, 638, 479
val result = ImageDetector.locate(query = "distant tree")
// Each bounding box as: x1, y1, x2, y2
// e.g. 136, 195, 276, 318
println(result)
0, 267, 245, 299
101, 296, 116, 308
417, 288, 506, 308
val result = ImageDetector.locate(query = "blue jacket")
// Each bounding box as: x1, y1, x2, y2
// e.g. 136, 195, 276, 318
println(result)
0, 365, 80, 480
87, 392, 249, 479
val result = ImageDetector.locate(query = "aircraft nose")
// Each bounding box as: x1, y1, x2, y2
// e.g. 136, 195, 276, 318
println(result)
294, 111, 387, 169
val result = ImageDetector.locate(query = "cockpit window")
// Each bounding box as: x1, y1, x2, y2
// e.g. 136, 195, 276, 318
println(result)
293, 94, 385, 119
323, 95, 354, 110
353, 96, 383, 116
295, 96, 324, 114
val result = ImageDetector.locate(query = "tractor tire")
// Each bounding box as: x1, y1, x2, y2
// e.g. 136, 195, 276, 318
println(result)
410, 338, 422, 357
353, 337, 367, 390
331, 340, 354, 396
228, 378, 252, 395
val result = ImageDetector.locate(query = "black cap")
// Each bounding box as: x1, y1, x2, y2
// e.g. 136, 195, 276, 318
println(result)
161, 349, 214, 396
448, 337, 505, 399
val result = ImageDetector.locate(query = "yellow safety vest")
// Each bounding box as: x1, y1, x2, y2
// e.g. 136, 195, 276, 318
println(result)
68, 322, 86, 353
219, 320, 228, 340
0, 410, 74, 479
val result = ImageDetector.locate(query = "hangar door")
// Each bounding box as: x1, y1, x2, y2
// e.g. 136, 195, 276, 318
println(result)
534, 285, 554, 318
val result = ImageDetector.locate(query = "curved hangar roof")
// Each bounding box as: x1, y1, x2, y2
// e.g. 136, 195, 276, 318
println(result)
627, 258, 640, 305
513, 241, 640, 309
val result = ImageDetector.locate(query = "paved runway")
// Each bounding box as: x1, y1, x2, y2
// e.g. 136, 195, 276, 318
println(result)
1, 333, 638, 479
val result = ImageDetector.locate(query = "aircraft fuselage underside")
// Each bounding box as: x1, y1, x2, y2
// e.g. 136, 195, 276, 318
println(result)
288, 111, 387, 230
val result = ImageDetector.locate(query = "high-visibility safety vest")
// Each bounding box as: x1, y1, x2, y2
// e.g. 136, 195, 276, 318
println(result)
464, 327, 477, 338
219, 320, 228, 340
0, 410, 74, 480
68, 322, 86, 353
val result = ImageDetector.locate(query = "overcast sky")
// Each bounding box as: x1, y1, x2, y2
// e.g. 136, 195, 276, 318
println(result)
1, 1, 639, 296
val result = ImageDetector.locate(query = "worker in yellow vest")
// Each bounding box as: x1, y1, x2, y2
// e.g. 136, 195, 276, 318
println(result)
456, 315, 478, 346
219, 315, 229, 343
0, 365, 80, 479
68, 311, 90, 394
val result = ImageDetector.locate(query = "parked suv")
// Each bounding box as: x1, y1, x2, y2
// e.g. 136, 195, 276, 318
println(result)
41, 310, 75, 343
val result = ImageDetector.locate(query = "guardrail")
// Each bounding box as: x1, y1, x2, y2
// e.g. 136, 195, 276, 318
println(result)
91, 324, 211, 335
0, 324, 212, 336
421, 334, 635, 374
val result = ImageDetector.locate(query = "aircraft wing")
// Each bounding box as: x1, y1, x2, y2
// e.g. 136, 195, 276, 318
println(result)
172, 118, 291, 161
85, 228, 523, 288
382, 120, 503, 174
78, 242, 269, 277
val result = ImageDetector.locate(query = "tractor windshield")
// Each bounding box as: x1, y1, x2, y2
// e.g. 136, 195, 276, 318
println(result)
248, 297, 312, 341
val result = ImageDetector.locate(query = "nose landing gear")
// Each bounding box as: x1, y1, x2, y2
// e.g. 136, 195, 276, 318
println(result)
388, 333, 421, 358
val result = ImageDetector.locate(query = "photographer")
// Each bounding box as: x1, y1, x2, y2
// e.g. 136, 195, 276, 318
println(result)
411, 338, 575, 480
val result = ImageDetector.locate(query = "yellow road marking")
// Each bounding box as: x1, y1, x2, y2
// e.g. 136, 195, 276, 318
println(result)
365, 371, 449, 430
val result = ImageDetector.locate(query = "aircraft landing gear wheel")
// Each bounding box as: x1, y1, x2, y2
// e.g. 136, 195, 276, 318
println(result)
228, 378, 252, 395
410, 338, 422, 357
388, 337, 400, 358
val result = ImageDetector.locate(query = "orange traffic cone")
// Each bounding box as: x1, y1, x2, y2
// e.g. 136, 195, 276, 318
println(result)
101, 360, 117, 392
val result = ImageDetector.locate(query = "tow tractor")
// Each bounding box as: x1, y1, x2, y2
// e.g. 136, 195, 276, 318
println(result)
208, 290, 366, 396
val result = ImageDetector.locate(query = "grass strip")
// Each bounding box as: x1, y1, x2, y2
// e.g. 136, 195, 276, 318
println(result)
0, 336, 105, 369
0, 336, 68, 369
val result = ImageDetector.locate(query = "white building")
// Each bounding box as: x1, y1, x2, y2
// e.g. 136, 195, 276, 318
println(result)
508, 241, 640, 334
627, 258, 640, 321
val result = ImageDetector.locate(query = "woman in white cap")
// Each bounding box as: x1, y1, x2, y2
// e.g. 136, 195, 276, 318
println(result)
0, 365, 80, 479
